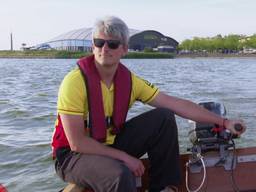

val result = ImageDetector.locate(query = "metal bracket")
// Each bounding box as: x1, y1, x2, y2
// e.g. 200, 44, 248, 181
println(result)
189, 153, 256, 174
188, 142, 237, 173
237, 154, 256, 163
189, 152, 236, 173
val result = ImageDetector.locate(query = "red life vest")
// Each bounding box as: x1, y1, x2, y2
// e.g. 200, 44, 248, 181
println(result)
51, 55, 131, 156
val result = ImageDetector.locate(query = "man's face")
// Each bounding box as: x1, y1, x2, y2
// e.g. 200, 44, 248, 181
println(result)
92, 32, 128, 67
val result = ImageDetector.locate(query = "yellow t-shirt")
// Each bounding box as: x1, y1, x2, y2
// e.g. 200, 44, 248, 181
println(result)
57, 67, 159, 144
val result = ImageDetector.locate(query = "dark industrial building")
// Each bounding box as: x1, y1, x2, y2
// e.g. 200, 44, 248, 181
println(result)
129, 30, 179, 53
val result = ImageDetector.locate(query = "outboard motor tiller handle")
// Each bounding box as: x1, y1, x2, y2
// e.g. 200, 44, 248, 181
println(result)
234, 123, 243, 132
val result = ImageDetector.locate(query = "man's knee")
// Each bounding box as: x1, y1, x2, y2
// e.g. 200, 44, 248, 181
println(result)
152, 108, 178, 137
153, 108, 175, 121
67, 155, 136, 191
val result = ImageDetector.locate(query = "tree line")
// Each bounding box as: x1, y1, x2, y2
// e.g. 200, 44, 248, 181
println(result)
179, 34, 256, 53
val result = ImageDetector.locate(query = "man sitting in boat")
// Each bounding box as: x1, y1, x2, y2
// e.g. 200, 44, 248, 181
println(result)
51, 16, 246, 192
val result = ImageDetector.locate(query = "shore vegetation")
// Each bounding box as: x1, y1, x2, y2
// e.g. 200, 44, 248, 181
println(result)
179, 34, 256, 53
0, 50, 175, 59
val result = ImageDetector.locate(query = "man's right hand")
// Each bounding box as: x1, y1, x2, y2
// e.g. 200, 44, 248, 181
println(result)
122, 154, 145, 177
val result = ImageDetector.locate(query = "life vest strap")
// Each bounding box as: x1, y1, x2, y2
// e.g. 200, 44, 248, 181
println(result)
85, 116, 113, 129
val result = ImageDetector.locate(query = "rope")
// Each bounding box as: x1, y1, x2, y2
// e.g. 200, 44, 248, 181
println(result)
186, 154, 206, 192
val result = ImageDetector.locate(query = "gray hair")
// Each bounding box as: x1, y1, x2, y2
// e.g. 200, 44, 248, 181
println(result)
92, 16, 129, 46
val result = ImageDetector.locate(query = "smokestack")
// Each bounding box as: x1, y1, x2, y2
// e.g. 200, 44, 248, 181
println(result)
10, 33, 13, 51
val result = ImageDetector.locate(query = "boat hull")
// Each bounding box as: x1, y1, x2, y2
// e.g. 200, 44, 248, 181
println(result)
138, 147, 256, 192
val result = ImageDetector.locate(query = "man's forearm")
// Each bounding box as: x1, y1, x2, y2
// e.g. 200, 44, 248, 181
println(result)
71, 136, 129, 162
150, 92, 224, 126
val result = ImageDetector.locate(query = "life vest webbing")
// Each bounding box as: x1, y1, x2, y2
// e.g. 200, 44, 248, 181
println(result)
77, 55, 131, 142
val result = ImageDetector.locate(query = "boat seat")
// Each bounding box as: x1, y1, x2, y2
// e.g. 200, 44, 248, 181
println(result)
60, 183, 93, 192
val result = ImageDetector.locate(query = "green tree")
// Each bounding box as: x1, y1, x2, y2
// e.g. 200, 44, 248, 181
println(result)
223, 34, 240, 51
178, 34, 253, 52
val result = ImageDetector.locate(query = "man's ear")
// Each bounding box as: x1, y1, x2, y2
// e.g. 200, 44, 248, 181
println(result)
122, 45, 128, 56
92, 45, 95, 52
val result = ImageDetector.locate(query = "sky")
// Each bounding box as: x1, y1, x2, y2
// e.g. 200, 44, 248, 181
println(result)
0, 0, 255, 50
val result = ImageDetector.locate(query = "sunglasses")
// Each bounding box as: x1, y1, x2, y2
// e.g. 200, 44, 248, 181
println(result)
93, 38, 121, 49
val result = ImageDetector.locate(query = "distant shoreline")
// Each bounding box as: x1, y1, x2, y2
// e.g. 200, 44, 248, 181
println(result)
0, 50, 256, 59
0, 50, 174, 59
176, 52, 256, 58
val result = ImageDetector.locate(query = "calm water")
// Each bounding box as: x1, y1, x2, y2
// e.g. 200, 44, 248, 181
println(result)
0, 57, 256, 191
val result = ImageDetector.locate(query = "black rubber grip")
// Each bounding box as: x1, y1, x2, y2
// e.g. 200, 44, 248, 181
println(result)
234, 124, 243, 132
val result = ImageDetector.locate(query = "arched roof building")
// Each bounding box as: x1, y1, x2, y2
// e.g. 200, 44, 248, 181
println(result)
38, 28, 140, 51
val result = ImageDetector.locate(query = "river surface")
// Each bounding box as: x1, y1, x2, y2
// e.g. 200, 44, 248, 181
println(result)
0, 57, 255, 191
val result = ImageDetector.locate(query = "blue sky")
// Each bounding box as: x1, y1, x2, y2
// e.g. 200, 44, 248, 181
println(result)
0, 0, 255, 50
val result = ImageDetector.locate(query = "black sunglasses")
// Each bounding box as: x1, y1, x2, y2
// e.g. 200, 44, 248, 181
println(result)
93, 38, 121, 49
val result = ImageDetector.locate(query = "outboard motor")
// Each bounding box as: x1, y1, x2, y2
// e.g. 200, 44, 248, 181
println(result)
186, 102, 239, 192
188, 102, 231, 153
